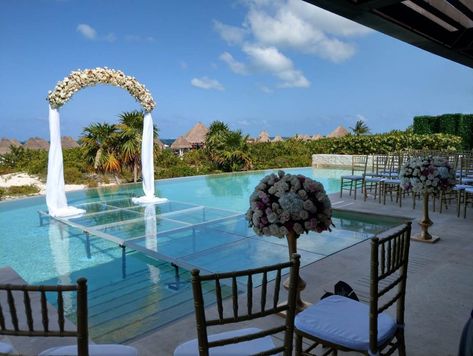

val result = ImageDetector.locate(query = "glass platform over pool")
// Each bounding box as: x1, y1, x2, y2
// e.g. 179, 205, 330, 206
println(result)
2, 168, 407, 344
44, 198, 406, 276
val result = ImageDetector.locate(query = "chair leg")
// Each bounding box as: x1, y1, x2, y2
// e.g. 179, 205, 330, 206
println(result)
457, 190, 462, 218
340, 179, 343, 198
295, 333, 303, 356
397, 330, 406, 356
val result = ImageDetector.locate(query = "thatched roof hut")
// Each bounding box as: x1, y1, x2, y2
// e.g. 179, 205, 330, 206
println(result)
0, 138, 21, 155
154, 137, 165, 150
171, 136, 192, 150
184, 122, 208, 145
61, 136, 79, 149
272, 135, 283, 142
327, 126, 349, 138
24, 137, 49, 150
257, 131, 270, 143
312, 134, 323, 140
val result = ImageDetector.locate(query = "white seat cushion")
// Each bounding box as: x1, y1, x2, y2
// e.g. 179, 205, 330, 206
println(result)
174, 327, 275, 356
39, 344, 138, 356
383, 179, 400, 184
0, 342, 14, 354
365, 177, 383, 182
341, 175, 363, 180
295, 295, 397, 351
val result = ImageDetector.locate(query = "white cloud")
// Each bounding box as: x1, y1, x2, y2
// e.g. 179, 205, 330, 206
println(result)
219, 52, 248, 75
243, 44, 310, 87
180, 61, 188, 70
125, 35, 155, 43
77, 24, 96, 40
245, 2, 357, 62
213, 20, 247, 45
103, 33, 117, 43
260, 85, 273, 93
191, 77, 224, 91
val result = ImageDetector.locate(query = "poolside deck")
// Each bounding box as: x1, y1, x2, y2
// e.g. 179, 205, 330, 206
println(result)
129, 192, 473, 356
2, 191, 472, 355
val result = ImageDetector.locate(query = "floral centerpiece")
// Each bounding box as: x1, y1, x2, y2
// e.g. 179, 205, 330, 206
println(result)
400, 156, 455, 194
245, 170, 333, 310
246, 170, 332, 239
400, 156, 455, 242
47, 67, 156, 112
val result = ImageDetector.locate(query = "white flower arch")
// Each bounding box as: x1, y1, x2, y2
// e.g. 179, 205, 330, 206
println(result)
47, 67, 156, 112
46, 67, 165, 218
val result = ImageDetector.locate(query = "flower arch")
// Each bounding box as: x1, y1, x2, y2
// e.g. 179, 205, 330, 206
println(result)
47, 67, 156, 112
46, 68, 165, 218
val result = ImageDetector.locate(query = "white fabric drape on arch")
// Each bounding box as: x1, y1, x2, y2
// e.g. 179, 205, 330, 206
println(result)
131, 112, 168, 204
46, 106, 85, 217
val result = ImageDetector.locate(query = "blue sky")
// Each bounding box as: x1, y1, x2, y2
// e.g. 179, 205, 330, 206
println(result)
0, 0, 472, 141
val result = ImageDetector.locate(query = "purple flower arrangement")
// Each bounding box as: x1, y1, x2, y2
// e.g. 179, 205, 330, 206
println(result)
400, 156, 455, 194
246, 170, 332, 238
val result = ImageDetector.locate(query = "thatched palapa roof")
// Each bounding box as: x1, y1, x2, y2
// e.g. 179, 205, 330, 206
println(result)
0, 138, 21, 155
184, 122, 208, 145
312, 134, 323, 140
61, 136, 79, 149
154, 137, 165, 149
257, 131, 270, 143
272, 135, 283, 142
327, 126, 349, 138
24, 137, 49, 150
171, 136, 192, 150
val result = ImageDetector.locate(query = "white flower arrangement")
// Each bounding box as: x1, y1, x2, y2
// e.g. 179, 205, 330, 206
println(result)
400, 156, 455, 194
47, 67, 156, 112
246, 170, 333, 238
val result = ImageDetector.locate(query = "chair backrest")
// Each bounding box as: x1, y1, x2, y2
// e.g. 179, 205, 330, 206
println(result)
0, 278, 89, 356
191, 254, 301, 356
369, 222, 411, 354
352, 155, 368, 175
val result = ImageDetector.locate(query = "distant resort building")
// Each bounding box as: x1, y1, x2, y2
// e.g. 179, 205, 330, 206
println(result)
257, 131, 270, 143
23, 137, 50, 150
61, 136, 79, 149
312, 134, 323, 140
171, 122, 209, 156
183, 122, 208, 148
272, 135, 283, 142
171, 136, 192, 157
0, 138, 21, 155
327, 125, 349, 138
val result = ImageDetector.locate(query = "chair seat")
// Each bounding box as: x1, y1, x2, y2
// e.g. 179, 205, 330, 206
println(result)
295, 295, 397, 351
0, 342, 14, 354
174, 327, 275, 356
454, 184, 471, 190
39, 344, 138, 356
465, 187, 473, 194
383, 179, 400, 184
365, 177, 384, 182
463, 178, 473, 184
341, 175, 363, 180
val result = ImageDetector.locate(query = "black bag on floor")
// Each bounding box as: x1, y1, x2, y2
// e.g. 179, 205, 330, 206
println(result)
321, 280, 359, 301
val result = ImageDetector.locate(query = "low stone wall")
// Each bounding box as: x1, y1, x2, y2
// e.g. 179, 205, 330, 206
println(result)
312, 154, 373, 168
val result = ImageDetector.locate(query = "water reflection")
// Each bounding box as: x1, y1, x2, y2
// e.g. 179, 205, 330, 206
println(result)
48, 221, 72, 312
144, 204, 160, 284
205, 173, 252, 197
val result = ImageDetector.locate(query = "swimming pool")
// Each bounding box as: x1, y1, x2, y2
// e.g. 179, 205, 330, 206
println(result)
0, 167, 405, 343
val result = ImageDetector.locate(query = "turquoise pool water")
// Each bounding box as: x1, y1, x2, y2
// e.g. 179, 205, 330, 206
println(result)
0, 167, 405, 343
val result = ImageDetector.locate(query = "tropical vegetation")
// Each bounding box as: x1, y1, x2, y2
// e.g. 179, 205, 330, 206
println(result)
0, 114, 465, 200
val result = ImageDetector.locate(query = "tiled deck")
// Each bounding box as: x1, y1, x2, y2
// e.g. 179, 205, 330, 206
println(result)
130, 192, 473, 356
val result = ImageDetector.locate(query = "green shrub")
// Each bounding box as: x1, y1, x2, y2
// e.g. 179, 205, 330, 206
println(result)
64, 166, 86, 184
413, 113, 473, 149
4, 185, 40, 197
87, 179, 98, 188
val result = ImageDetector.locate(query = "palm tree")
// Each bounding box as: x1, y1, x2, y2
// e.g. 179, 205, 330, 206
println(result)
117, 110, 158, 182
350, 120, 370, 136
205, 121, 252, 171
80, 123, 121, 181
